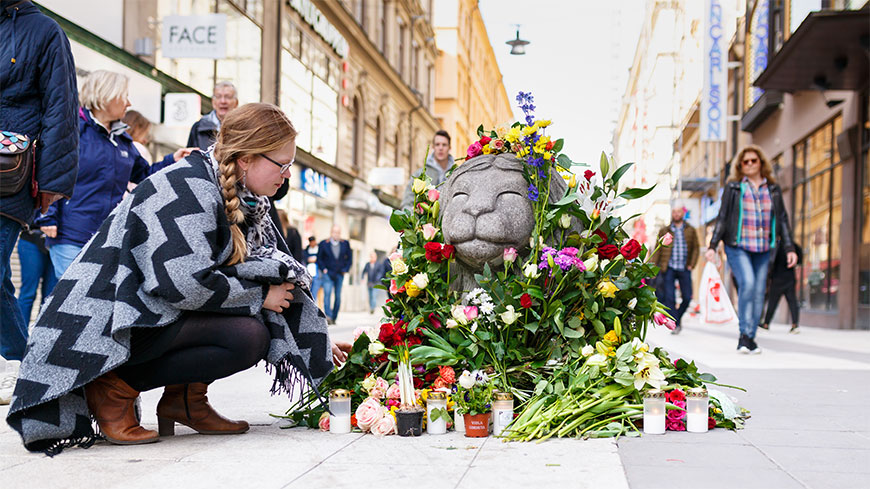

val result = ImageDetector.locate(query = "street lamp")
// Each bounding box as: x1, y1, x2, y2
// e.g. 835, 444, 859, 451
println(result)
506, 26, 529, 55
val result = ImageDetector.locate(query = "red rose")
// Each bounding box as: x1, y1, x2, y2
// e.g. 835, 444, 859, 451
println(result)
406, 335, 422, 347
545, 140, 554, 151
391, 326, 407, 345
620, 239, 641, 260
592, 229, 608, 244
424, 241, 443, 263
480, 135, 491, 145
584, 170, 595, 181
708, 417, 717, 430
597, 244, 619, 259
428, 312, 442, 329
424, 371, 438, 383
441, 244, 455, 259
378, 323, 394, 344
667, 388, 686, 403
520, 293, 533, 309
413, 377, 424, 389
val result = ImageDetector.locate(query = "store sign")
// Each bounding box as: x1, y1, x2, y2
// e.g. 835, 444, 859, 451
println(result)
163, 93, 201, 127
301, 167, 330, 198
161, 14, 226, 59
701, 0, 727, 142
746, 0, 769, 109
288, 0, 349, 58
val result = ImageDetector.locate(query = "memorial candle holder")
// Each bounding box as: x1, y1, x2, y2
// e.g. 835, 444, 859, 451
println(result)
329, 389, 351, 434
686, 387, 709, 433
643, 388, 666, 434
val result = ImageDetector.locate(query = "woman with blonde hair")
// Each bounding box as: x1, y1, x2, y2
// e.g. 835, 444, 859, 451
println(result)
36, 70, 191, 278
122, 109, 153, 162
8, 103, 350, 454
706, 144, 797, 354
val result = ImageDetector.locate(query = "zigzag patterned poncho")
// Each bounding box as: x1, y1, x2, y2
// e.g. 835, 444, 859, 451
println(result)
5, 151, 333, 454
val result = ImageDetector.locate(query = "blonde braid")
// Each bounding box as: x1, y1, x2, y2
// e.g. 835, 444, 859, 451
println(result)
218, 157, 247, 265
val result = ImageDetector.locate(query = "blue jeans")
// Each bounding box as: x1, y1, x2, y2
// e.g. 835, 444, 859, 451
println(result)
661, 267, 693, 326
0, 216, 27, 361
49, 243, 83, 280
724, 245, 771, 339
367, 286, 378, 312
17, 238, 57, 324
320, 272, 344, 321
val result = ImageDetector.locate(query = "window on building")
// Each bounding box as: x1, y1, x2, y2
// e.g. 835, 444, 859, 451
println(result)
379, 1, 387, 52
376, 116, 383, 168
411, 43, 419, 90
791, 114, 843, 311
359, 0, 368, 31
398, 20, 406, 77
352, 96, 362, 172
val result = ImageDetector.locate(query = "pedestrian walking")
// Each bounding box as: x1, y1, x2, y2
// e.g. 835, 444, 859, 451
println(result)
187, 81, 239, 150
361, 251, 386, 314
15, 228, 57, 324
122, 109, 153, 162
305, 236, 321, 306
0, 0, 79, 405
400, 130, 454, 209
316, 226, 352, 324
652, 205, 699, 334
760, 243, 803, 334
37, 70, 192, 279
706, 145, 797, 354
277, 208, 304, 263
6, 103, 351, 453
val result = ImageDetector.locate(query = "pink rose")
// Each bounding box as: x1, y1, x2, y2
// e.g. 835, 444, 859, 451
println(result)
503, 247, 518, 263
386, 383, 401, 399
666, 418, 686, 431
464, 306, 479, 321
353, 326, 373, 342
389, 251, 403, 262
386, 398, 401, 409
355, 397, 385, 432
491, 139, 505, 151
318, 412, 329, 432
662, 232, 673, 246
370, 413, 396, 437
422, 223, 438, 241
467, 141, 483, 159
415, 203, 425, 215
667, 400, 686, 420
427, 188, 440, 202
369, 377, 389, 399
654, 312, 677, 330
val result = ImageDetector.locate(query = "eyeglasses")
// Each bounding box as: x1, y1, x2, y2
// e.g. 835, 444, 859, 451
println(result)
741, 158, 759, 166
260, 153, 293, 174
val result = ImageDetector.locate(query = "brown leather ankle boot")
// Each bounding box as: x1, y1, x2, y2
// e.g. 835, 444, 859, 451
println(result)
84, 372, 159, 445
156, 383, 249, 436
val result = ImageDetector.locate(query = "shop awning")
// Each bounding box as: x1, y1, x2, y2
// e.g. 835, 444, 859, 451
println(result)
754, 9, 870, 92
676, 177, 718, 193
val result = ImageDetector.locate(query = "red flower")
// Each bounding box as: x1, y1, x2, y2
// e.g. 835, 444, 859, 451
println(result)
391, 326, 407, 345
708, 417, 717, 430
584, 170, 595, 181
438, 366, 456, 384
424, 241, 443, 263
667, 388, 685, 403
351, 414, 358, 427
592, 229, 608, 244
378, 323, 394, 344
597, 244, 619, 259
441, 244, 455, 259
545, 140, 554, 151
406, 335, 422, 347
413, 377, 424, 389
428, 312, 442, 329
424, 371, 439, 383
520, 293, 533, 309
620, 239, 641, 260
480, 135, 492, 145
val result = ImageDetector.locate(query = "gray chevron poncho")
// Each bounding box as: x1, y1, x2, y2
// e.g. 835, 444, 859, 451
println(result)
5, 151, 333, 454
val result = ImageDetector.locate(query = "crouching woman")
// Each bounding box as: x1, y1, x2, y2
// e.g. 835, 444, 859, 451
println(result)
6, 103, 350, 453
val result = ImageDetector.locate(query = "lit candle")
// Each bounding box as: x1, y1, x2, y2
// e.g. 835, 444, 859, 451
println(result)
453, 403, 465, 433
686, 387, 709, 433
329, 389, 351, 434
643, 389, 666, 435
492, 392, 514, 437
427, 391, 448, 435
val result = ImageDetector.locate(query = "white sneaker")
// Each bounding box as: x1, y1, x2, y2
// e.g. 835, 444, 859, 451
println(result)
0, 360, 21, 405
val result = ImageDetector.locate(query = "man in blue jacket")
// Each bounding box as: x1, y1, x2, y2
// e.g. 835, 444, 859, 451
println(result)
316, 225, 352, 324
0, 0, 79, 405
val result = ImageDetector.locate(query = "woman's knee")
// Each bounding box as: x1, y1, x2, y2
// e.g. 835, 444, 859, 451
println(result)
235, 317, 270, 366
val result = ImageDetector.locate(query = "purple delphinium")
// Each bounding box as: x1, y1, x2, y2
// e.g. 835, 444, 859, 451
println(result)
528, 183, 539, 201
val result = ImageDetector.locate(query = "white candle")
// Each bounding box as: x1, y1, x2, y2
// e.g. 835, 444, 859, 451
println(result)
427, 392, 447, 435
686, 388, 709, 433
329, 414, 351, 433
643, 389, 666, 435
491, 392, 514, 437
329, 389, 352, 434
453, 404, 465, 433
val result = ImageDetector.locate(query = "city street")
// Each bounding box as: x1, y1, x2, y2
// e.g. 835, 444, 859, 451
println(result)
2, 311, 868, 488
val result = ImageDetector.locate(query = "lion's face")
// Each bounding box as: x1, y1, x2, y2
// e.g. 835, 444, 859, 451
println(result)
441, 157, 535, 270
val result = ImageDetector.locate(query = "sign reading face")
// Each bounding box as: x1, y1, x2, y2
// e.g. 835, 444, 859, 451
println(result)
441, 154, 536, 270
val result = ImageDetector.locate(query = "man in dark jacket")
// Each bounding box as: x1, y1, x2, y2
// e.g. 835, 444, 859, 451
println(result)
316, 225, 352, 324
652, 205, 700, 334
186, 81, 238, 150
0, 0, 78, 405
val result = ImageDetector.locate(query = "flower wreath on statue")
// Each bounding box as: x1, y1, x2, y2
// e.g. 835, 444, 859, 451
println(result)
276, 92, 748, 439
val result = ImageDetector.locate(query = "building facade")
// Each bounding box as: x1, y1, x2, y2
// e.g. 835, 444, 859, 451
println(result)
432, 0, 512, 158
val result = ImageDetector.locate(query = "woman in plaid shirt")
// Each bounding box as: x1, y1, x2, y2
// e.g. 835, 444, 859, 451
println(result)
706, 145, 798, 354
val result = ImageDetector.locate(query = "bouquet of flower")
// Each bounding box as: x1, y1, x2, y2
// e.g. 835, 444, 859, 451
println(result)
453, 370, 495, 416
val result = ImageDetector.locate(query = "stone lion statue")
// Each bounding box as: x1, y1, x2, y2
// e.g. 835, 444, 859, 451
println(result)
440, 153, 573, 291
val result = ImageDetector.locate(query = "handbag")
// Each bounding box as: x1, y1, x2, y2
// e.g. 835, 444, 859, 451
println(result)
0, 131, 37, 197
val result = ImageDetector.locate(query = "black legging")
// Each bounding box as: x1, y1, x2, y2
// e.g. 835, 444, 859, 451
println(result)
116, 313, 270, 392
763, 279, 800, 325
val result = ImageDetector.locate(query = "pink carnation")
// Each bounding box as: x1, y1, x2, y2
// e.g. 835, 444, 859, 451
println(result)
371, 413, 396, 437
464, 306, 479, 321
355, 397, 385, 432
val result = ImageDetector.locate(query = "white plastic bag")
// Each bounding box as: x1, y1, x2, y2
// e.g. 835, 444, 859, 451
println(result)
699, 262, 737, 325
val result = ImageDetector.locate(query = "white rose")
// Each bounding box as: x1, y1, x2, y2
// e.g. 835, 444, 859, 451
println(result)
583, 255, 598, 272
368, 341, 385, 356
500, 305, 519, 325
361, 375, 378, 392
458, 370, 475, 390
600, 259, 611, 269
560, 213, 572, 228
451, 304, 469, 325
523, 262, 541, 279
627, 297, 637, 310
581, 344, 595, 357
446, 319, 458, 329
412, 272, 429, 290
391, 259, 408, 276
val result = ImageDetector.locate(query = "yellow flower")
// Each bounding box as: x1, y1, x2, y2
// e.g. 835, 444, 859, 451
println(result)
543, 151, 552, 160
412, 178, 427, 194
505, 126, 522, 143
568, 174, 577, 188
522, 125, 537, 136
495, 125, 508, 138
405, 280, 422, 297
603, 330, 620, 344
535, 119, 552, 128
598, 279, 618, 298
482, 144, 493, 154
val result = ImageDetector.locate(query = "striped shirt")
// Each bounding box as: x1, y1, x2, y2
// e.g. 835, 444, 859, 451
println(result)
668, 223, 687, 270
737, 177, 773, 252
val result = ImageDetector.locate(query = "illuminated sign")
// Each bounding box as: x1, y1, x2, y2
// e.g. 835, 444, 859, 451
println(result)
702, 0, 727, 142
301, 167, 330, 198
745, 0, 769, 110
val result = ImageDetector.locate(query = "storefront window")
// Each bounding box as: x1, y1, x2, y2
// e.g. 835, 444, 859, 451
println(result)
155, 0, 216, 96
792, 115, 842, 311
859, 91, 870, 311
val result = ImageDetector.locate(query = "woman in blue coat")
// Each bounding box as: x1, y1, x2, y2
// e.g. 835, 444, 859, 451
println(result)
37, 70, 192, 278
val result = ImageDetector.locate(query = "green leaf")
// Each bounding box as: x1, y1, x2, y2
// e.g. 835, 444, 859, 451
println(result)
554, 192, 581, 206
526, 288, 545, 300
599, 151, 610, 178
476, 124, 485, 137
699, 373, 718, 382
592, 319, 606, 336
618, 186, 655, 200
563, 327, 584, 338
524, 322, 540, 333
610, 162, 634, 185
613, 371, 635, 386
615, 343, 633, 362
556, 153, 573, 168
568, 316, 583, 330
389, 212, 407, 232
551, 138, 564, 154
476, 330, 492, 341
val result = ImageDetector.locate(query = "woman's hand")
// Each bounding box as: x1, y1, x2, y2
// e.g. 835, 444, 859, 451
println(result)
263, 282, 295, 313
331, 341, 352, 366
786, 251, 798, 268
705, 248, 718, 264
40, 225, 57, 238
172, 147, 196, 161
